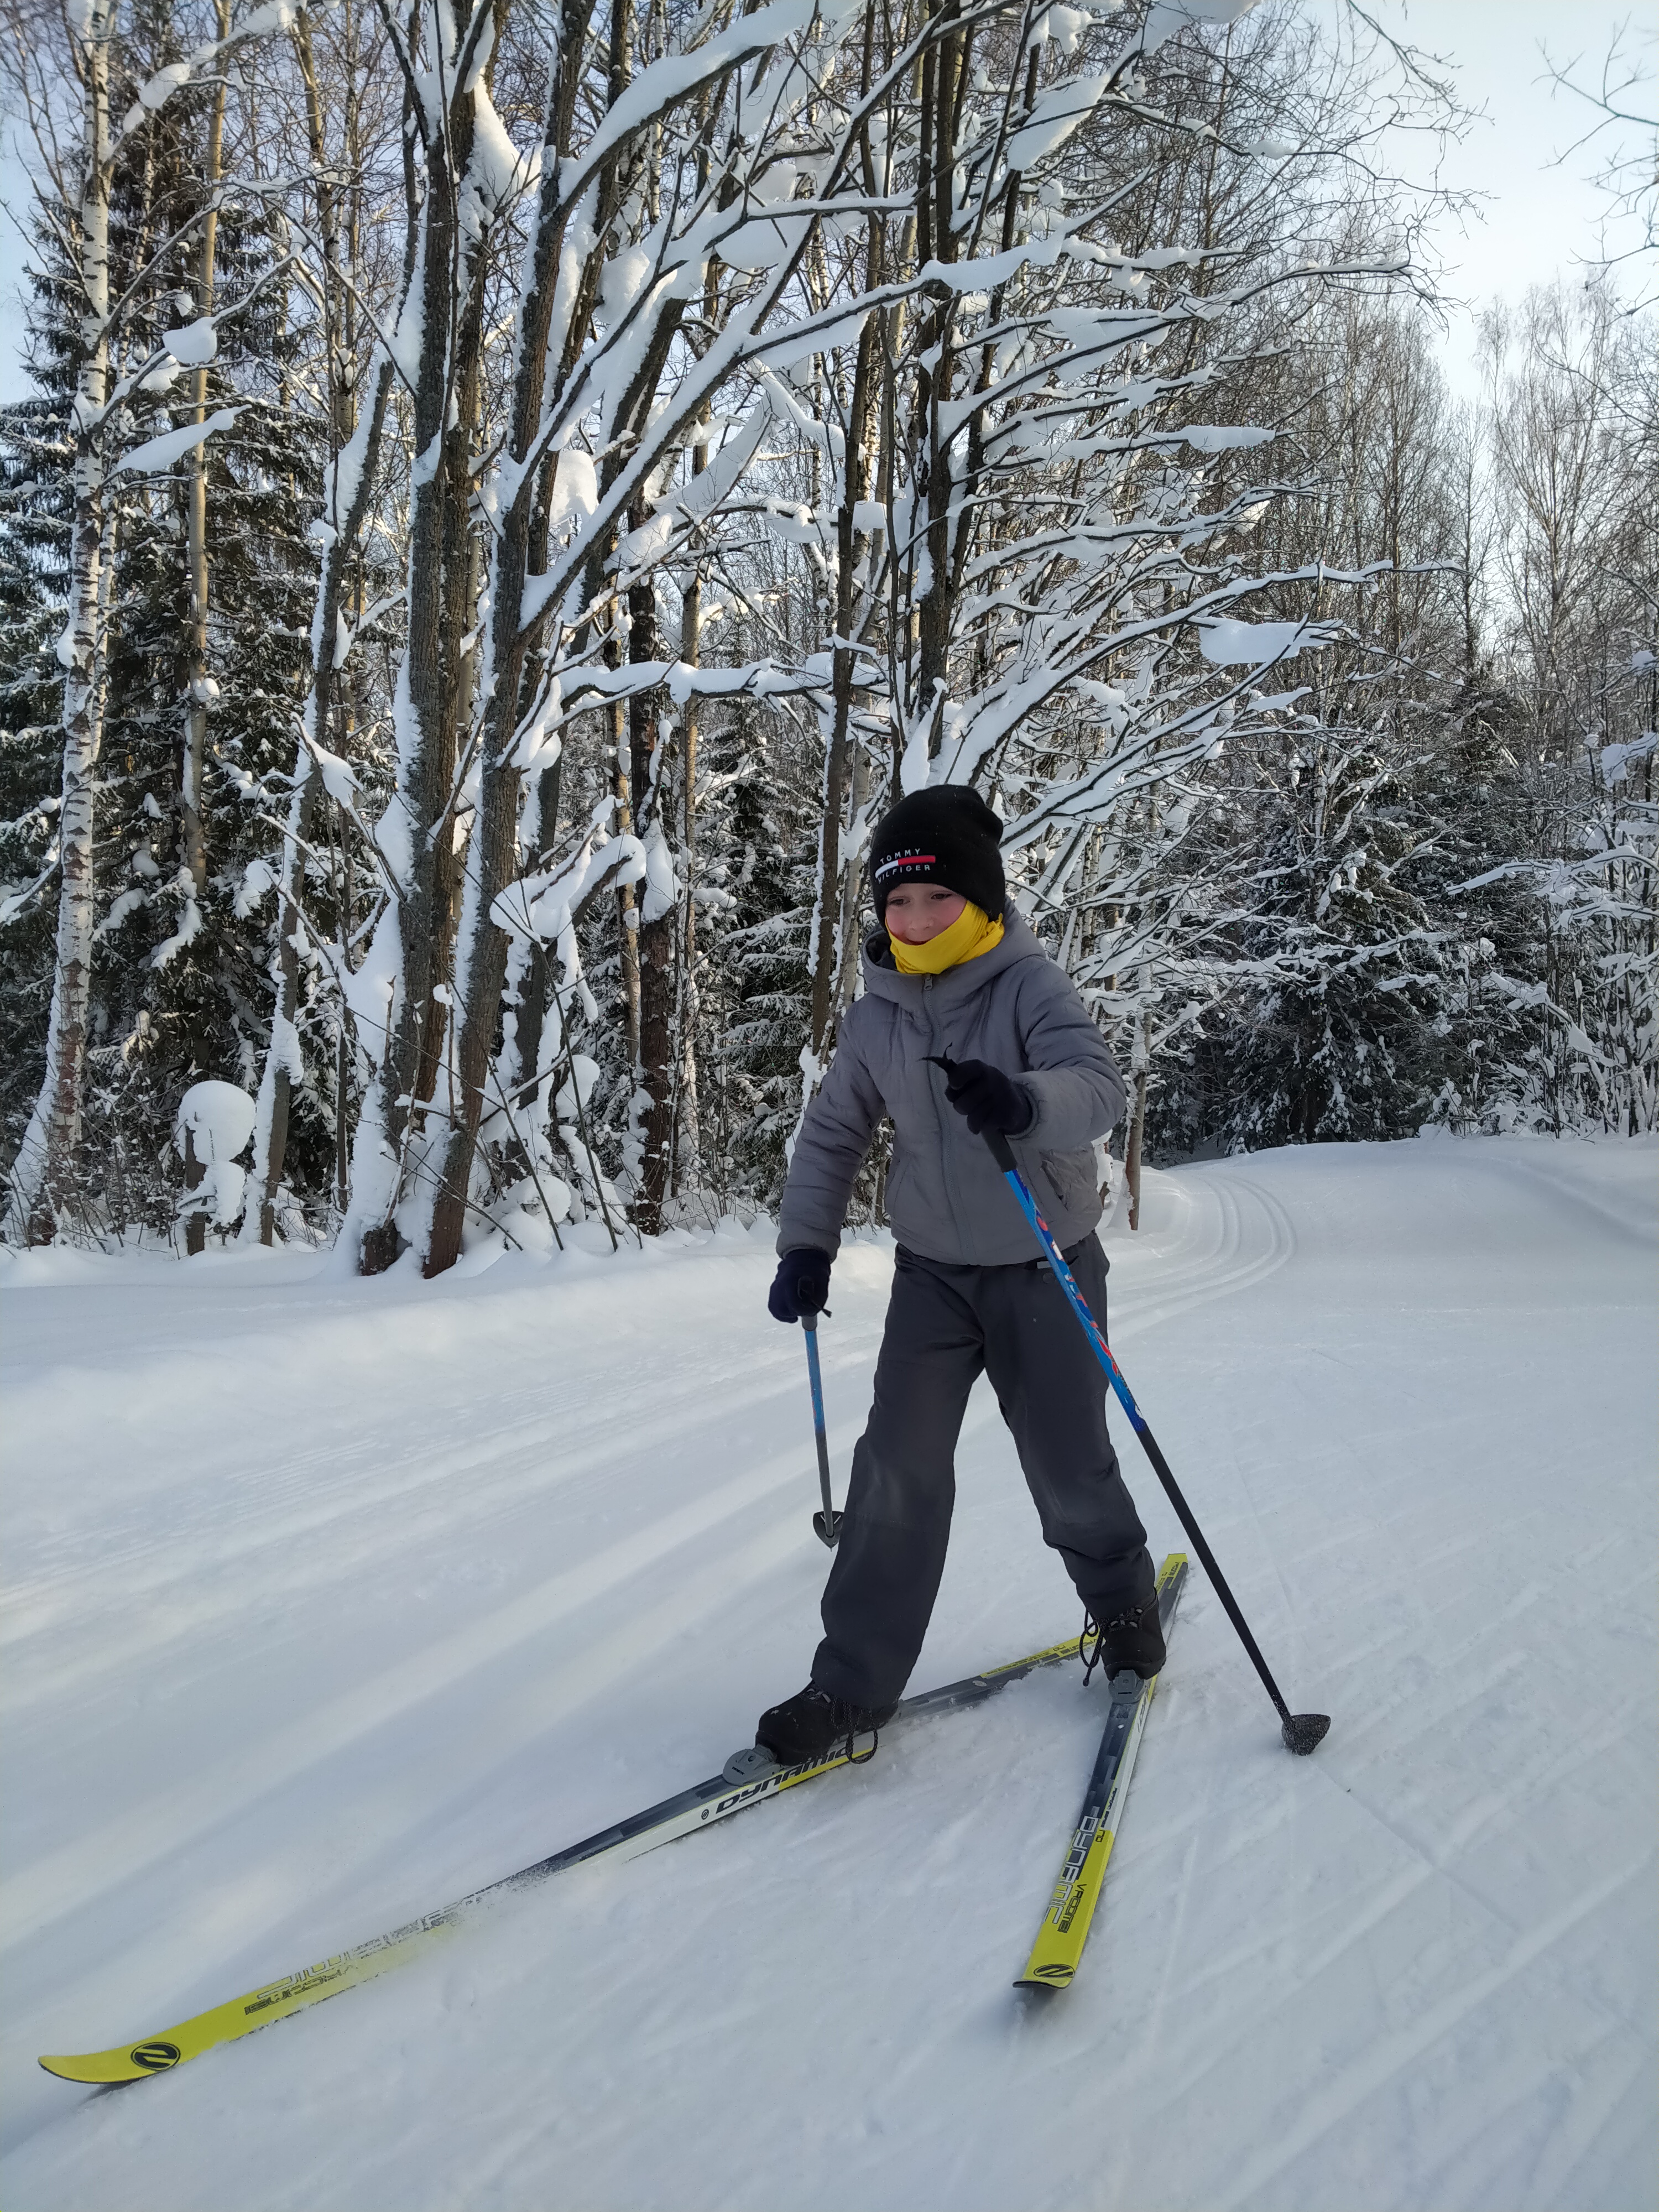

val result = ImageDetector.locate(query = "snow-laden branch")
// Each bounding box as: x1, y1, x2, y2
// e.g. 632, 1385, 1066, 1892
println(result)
114, 0, 302, 149
107, 406, 242, 479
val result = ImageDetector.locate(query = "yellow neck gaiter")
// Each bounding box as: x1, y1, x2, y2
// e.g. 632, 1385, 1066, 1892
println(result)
889, 901, 1005, 975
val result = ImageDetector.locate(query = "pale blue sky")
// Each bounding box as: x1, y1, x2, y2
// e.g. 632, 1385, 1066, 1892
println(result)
0, 1, 1648, 406
1369, 0, 1651, 397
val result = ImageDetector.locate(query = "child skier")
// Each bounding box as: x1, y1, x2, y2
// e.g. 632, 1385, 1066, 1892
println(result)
753, 784, 1161, 1767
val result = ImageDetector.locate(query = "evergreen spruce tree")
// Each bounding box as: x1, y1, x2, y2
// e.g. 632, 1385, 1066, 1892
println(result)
91, 186, 321, 1231
698, 707, 816, 1211
1407, 667, 1546, 1129
0, 393, 74, 1193
1, 14, 322, 1237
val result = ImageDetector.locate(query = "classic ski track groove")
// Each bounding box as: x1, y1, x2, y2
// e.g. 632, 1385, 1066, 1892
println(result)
2, 1372, 1016, 1984
1206, 1853, 1655, 2212
8, 1505, 833, 2042
0, 1447, 865, 1948
3, 1180, 1283, 2043
0, 1340, 874, 1658
6, 1178, 1278, 1708
0, 1368, 883, 1712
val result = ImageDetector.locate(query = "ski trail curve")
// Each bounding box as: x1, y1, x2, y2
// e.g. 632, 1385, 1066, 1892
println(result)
1109, 1168, 1296, 1345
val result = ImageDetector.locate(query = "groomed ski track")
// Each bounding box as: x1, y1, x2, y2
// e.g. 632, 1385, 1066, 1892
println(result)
2, 1139, 1654, 2212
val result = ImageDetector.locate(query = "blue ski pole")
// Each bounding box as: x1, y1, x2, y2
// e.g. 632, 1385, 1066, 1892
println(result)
800, 1313, 842, 1547
929, 1057, 1328, 1756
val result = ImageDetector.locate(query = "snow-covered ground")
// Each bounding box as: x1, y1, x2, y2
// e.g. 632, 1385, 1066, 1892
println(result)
2, 1137, 1655, 2212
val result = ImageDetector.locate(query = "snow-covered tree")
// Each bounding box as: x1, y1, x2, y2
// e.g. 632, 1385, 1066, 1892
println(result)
1468, 284, 1657, 1133
4, 0, 1644, 1260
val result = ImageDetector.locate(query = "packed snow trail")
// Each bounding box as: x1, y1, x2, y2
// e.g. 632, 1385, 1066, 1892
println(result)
1, 1138, 1653, 2212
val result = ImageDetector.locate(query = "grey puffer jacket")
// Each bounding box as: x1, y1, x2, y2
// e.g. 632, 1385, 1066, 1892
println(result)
778, 912, 1127, 1267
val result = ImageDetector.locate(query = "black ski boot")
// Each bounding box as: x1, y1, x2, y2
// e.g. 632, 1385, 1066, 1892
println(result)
1083, 1595, 1166, 1683
755, 1683, 898, 1767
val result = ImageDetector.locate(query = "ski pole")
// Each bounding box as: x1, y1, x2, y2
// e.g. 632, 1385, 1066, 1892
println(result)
932, 1061, 1328, 1755
800, 1313, 843, 1547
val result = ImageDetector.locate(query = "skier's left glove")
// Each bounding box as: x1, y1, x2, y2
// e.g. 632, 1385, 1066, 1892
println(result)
939, 1057, 1035, 1138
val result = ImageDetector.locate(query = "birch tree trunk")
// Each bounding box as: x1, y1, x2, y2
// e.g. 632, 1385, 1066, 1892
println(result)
6, 0, 113, 1244
807, 309, 880, 1073
671, 462, 705, 1194
912, 16, 963, 757
628, 513, 675, 1234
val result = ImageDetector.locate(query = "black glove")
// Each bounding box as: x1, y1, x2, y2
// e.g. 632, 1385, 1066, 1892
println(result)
768, 1246, 832, 1324
938, 1056, 1035, 1138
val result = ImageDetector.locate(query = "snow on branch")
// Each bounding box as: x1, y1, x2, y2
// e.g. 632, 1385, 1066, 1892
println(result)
116, 1, 301, 145
108, 408, 242, 479
1196, 617, 1340, 665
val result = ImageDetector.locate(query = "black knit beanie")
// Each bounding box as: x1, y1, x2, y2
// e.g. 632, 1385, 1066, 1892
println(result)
868, 785, 1006, 922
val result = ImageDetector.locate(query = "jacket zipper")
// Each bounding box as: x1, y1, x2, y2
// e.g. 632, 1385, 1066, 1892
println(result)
923, 974, 977, 1264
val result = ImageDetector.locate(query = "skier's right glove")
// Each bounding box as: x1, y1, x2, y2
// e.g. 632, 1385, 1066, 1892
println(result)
939, 1056, 1035, 1137
768, 1247, 832, 1323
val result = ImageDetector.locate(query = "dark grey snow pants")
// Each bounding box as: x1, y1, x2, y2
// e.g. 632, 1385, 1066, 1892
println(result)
812, 1238, 1155, 1708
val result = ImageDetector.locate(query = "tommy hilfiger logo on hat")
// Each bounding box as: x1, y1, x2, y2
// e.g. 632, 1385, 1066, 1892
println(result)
874, 849, 938, 878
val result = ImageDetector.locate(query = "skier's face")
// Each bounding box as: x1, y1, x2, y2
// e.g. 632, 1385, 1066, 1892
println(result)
885, 885, 967, 944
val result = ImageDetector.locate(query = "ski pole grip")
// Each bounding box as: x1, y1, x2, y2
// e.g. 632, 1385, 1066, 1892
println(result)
925, 1052, 1018, 1173
985, 1128, 1018, 1173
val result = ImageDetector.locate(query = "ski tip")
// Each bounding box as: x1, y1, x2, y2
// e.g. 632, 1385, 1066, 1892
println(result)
1283, 1712, 1331, 1756
1014, 1962, 1074, 1992
39, 2043, 172, 2084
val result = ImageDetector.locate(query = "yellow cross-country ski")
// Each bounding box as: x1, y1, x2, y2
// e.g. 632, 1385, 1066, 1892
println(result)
1016, 1552, 1188, 1992
40, 1626, 1092, 2086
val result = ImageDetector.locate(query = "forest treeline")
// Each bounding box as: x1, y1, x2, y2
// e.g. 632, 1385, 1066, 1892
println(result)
1, 0, 1653, 1267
